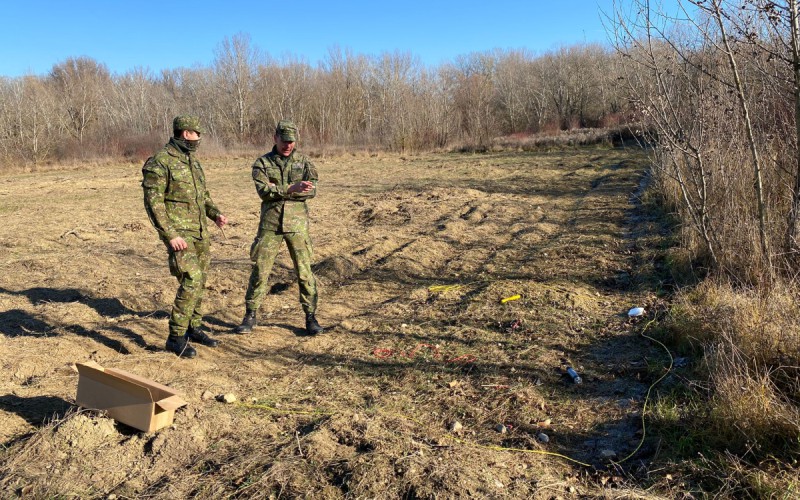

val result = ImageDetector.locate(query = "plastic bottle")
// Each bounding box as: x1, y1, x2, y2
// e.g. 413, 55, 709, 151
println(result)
566, 366, 582, 384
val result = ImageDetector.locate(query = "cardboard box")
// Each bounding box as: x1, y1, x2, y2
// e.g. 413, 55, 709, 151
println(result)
75, 361, 187, 432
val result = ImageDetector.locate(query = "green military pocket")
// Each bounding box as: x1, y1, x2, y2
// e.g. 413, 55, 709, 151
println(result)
170, 164, 192, 182
289, 163, 305, 183
168, 249, 184, 277
249, 237, 262, 262
168, 166, 194, 201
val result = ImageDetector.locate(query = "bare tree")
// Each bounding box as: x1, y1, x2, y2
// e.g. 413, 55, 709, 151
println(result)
110, 67, 166, 134
493, 49, 534, 133
312, 47, 370, 144
213, 33, 261, 143
0, 76, 57, 163
448, 53, 499, 146
368, 51, 419, 151
610, 0, 800, 281
49, 57, 111, 144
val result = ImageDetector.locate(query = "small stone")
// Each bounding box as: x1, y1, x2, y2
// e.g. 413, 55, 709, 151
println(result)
494, 424, 508, 434
537, 432, 550, 443
449, 421, 463, 433
216, 393, 237, 404
201, 391, 215, 401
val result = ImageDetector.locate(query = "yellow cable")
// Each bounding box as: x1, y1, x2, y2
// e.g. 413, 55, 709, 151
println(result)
612, 318, 673, 466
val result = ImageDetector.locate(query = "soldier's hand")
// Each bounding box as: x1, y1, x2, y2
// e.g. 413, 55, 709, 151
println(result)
215, 214, 228, 228
287, 181, 314, 194
169, 237, 188, 252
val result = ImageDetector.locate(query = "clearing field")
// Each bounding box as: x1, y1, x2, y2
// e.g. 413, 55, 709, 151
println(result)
0, 147, 675, 497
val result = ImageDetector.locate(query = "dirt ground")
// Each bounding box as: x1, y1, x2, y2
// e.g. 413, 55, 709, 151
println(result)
0, 147, 678, 498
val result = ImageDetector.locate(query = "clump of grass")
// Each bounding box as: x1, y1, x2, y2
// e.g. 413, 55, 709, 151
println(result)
707, 337, 800, 455
652, 279, 800, 494
667, 281, 800, 364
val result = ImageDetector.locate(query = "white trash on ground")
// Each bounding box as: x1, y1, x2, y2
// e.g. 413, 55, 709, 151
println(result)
628, 307, 645, 317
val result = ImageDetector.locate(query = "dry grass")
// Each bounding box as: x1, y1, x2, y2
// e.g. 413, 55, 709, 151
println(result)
653, 280, 800, 495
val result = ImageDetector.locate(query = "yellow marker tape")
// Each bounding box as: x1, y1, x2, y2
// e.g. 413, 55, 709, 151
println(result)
500, 294, 521, 304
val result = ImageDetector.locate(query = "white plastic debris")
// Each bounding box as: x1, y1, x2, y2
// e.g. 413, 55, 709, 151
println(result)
628, 307, 645, 317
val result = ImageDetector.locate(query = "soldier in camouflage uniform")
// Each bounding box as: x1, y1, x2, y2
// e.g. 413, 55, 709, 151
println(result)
142, 115, 228, 358
235, 120, 323, 336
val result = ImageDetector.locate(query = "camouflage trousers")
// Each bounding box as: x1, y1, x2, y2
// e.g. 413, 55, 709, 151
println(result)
167, 235, 210, 337
244, 230, 317, 314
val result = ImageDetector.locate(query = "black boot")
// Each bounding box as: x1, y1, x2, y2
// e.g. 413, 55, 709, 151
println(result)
187, 325, 219, 347
235, 310, 256, 334
305, 312, 323, 336
165, 336, 197, 358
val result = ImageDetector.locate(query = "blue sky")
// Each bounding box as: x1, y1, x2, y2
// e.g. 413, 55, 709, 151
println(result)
1, 1, 671, 77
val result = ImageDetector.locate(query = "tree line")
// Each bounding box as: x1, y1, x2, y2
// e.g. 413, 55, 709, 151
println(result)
0, 36, 626, 164
613, 0, 800, 282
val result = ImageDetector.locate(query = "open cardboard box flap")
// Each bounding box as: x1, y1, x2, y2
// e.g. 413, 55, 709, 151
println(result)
156, 394, 188, 412
76, 361, 187, 432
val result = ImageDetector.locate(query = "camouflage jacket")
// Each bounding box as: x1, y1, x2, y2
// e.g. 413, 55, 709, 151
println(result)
142, 138, 221, 242
252, 148, 318, 234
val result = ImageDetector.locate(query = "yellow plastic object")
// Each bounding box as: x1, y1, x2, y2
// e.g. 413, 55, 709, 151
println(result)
500, 294, 521, 304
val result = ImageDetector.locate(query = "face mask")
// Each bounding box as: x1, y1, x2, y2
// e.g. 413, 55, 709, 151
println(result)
184, 138, 201, 152
175, 137, 201, 152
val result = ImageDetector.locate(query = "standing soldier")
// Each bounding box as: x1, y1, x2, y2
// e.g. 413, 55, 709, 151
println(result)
142, 115, 228, 358
234, 120, 323, 336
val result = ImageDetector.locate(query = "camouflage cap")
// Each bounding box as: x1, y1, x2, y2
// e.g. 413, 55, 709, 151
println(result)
276, 120, 298, 142
173, 115, 205, 134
